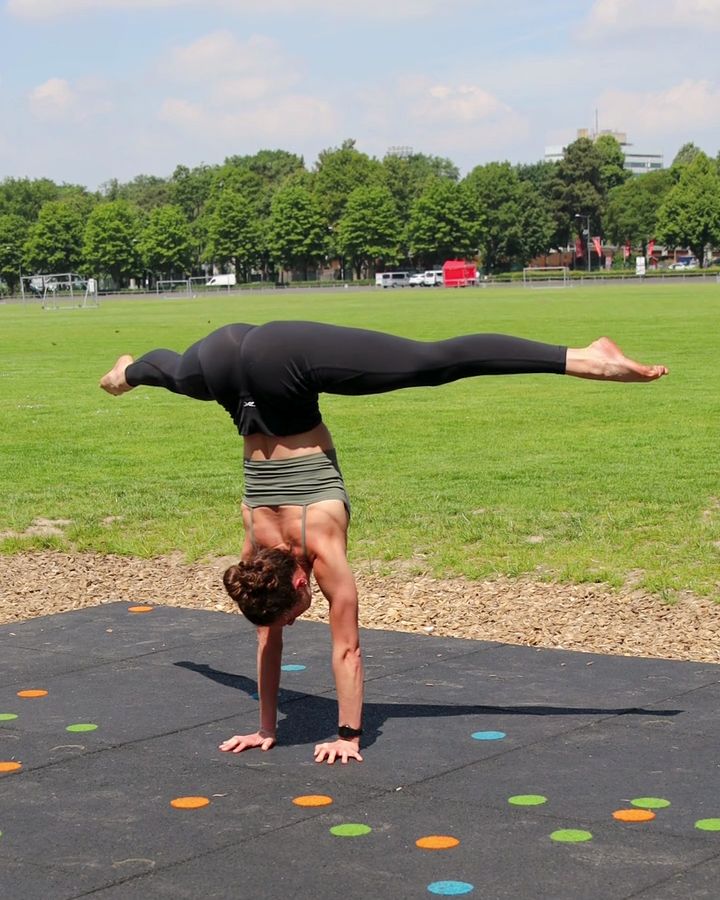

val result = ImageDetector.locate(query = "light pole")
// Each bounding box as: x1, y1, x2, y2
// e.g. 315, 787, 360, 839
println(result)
575, 213, 591, 274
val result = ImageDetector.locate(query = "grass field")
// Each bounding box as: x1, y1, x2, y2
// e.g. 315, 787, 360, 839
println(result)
0, 282, 717, 600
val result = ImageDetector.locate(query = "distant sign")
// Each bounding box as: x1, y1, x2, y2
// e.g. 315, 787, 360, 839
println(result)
635, 256, 646, 277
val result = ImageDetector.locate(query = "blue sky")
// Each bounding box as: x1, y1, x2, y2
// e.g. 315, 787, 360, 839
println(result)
0, 0, 718, 189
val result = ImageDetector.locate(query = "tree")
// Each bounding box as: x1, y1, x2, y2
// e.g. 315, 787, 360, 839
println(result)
83, 200, 143, 287
336, 185, 401, 278
656, 153, 720, 265
204, 190, 263, 281
101, 174, 172, 212
224, 149, 306, 217
595, 134, 630, 193
0, 214, 29, 291
406, 178, 477, 268
549, 137, 605, 247
138, 205, 194, 279
605, 170, 673, 255
516, 160, 564, 248
672, 142, 703, 170
463, 162, 552, 272
0, 177, 62, 221
314, 139, 383, 227
267, 184, 327, 281
23, 201, 85, 274
515, 181, 556, 266
381, 152, 459, 223
169, 164, 214, 222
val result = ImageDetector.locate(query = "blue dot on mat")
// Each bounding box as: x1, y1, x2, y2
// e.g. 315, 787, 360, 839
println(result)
471, 731, 506, 741
281, 664, 306, 672
427, 881, 474, 896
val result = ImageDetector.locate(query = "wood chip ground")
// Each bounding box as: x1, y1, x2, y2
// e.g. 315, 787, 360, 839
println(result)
1, 551, 718, 664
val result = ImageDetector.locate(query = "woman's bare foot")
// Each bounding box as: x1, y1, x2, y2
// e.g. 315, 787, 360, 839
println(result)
100, 355, 135, 395
565, 338, 668, 382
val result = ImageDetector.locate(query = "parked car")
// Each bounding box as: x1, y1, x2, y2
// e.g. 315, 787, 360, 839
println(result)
375, 272, 411, 288
408, 273, 425, 287
423, 270, 444, 287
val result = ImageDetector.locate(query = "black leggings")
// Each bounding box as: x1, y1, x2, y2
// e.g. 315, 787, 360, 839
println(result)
126, 321, 567, 436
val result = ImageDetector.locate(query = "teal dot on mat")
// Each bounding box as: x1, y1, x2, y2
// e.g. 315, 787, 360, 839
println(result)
281, 664, 306, 672
330, 823, 371, 837
550, 829, 593, 843
630, 797, 670, 810
66, 723, 98, 733
509, 794, 548, 806
471, 731, 506, 741
427, 881, 474, 896
0, 714, 18, 722
695, 819, 720, 832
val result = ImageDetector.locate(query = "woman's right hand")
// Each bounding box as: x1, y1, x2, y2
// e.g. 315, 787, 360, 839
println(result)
219, 732, 276, 753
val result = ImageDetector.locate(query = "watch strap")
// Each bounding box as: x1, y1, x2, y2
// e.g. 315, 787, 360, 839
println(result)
338, 724, 363, 739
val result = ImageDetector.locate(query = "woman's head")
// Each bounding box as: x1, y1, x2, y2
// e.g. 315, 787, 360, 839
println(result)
223, 548, 311, 627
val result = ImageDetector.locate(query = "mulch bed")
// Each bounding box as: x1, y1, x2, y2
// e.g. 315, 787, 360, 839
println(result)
1, 551, 718, 664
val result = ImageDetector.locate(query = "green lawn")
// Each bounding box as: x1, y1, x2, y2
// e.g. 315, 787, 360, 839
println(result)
1, 283, 717, 600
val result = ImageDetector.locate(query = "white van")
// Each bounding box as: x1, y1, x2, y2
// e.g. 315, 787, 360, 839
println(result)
423, 270, 444, 287
206, 273, 236, 287
375, 272, 411, 289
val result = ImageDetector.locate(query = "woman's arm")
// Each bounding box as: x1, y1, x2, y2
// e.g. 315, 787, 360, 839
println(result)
219, 625, 283, 753
311, 531, 364, 764
219, 515, 284, 754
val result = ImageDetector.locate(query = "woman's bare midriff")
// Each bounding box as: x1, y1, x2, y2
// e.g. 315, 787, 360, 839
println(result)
243, 423, 334, 461
241, 423, 347, 564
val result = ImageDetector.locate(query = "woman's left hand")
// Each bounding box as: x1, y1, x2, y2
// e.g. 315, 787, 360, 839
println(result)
314, 739, 363, 764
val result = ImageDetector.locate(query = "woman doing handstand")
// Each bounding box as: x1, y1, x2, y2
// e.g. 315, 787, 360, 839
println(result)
100, 320, 668, 764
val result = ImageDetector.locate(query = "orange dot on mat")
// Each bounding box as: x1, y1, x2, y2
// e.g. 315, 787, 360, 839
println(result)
292, 795, 333, 807
613, 809, 656, 822
170, 796, 210, 809
416, 835, 460, 850
128, 606, 154, 614
0, 762, 22, 774
17, 690, 48, 698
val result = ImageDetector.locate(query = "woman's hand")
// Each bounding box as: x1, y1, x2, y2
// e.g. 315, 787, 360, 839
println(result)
314, 739, 363, 764
219, 732, 276, 753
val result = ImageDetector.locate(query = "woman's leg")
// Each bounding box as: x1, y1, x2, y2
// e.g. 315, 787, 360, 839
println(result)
124, 340, 213, 400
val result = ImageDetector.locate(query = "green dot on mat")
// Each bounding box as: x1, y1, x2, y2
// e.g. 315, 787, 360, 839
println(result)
0, 714, 18, 721
550, 829, 593, 843
330, 823, 372, 837
66, 723, 98, 733
509, 794, 548, 806
695, 819, 720, 832
630, 797, 670, 810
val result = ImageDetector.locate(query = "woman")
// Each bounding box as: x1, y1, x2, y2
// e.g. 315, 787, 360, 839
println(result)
100, 320, 668, 764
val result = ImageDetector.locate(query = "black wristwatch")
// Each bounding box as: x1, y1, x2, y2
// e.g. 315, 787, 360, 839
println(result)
338, 725, 363, 740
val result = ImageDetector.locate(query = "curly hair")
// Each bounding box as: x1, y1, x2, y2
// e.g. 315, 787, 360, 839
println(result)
223, 547, 299, 626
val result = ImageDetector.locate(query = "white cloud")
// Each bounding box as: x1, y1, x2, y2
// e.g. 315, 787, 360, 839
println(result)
597, 79, 720, 137
356, 76, 529, 169
7, 0, 470, 20
161, 31, 299, 102
585, 0, 720, 32
156, 31, 330, 140
416, 83, 513, 125
159, 93, 337, 142
28, 76, 113, 122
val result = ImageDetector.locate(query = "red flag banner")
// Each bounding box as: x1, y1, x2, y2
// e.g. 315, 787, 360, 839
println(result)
647, 239, 655, 258
623, 242, 631, 259
592, 236, 602, 257
575, 238, 584, 258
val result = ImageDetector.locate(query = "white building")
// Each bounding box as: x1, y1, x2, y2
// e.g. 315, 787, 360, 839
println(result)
545, 128, 663, 175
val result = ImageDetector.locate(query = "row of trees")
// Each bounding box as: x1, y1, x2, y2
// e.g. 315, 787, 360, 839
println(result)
1, 139, 720, 291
